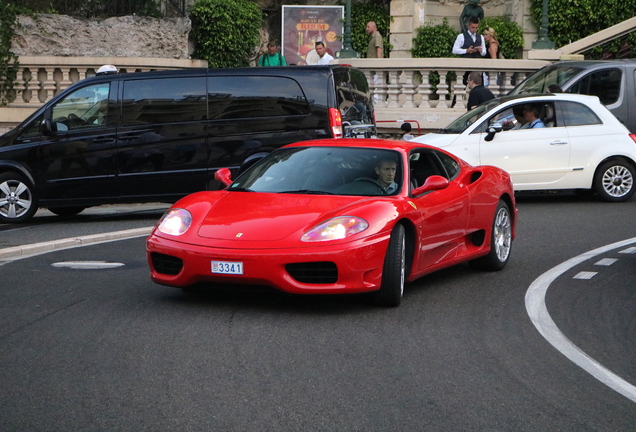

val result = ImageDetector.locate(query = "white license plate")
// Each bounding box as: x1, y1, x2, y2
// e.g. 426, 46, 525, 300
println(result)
211, 261, 244, 275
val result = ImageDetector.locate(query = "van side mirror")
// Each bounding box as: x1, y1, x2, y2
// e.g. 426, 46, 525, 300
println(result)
484, 123, 503, 142
214, 167, 232, 186
40, 119, 53, 136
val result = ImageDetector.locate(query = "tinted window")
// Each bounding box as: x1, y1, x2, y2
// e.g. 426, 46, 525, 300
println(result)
561, 101, 602, 126
122, 77, 207, 125
50, 83, 110, 131
20, 113, 43, 139
567, 69, 621, 105
207, 76, 310, 119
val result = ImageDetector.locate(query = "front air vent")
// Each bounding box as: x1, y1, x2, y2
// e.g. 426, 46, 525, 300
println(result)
151, 252, 183, 276
286, 262, 338, 284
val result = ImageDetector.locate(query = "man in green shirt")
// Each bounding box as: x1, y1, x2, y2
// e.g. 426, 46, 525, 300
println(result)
258, 42, 287, 66
366, 21, 383, 58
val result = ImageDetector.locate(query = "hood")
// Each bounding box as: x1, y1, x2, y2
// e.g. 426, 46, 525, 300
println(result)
411, 133, 459, 148
197, 192, 369, 241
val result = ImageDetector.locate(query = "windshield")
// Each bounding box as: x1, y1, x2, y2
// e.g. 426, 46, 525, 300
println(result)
439, 98, 503, 134
229, 146, 403, 196
509, 65, 583, 94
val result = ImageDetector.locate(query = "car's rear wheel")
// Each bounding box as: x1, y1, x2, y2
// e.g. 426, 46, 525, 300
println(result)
0, 172, 38, 223
594, 159, 635, 202
470, 200, 512, 271
48, 206, 86, 217
373, 224, 406, 307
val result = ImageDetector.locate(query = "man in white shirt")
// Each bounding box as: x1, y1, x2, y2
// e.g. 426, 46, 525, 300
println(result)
315, 41, 334, 65
452, 17, 486, 58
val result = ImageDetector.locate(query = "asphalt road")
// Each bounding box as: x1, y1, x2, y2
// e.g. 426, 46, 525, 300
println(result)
0, 194, 635, 431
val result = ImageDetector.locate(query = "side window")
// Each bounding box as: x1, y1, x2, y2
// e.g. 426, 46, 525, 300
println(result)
568, 69, 621, 105
207, 76, 310, 120
560, 101, 602, 126
19, 113, 44, 139
434, 151, 460, 180
488, 106, 519, 131
409, 150, 446, 187
490, 102, 557, 130
50, 83, 110, 131
122, 77, 207, 125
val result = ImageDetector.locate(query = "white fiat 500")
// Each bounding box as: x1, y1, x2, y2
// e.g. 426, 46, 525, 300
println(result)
412, 93, 636, 201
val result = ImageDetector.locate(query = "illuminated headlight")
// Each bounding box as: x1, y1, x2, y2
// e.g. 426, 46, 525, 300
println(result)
157, 208, 192, 236
301, 216, 369, 242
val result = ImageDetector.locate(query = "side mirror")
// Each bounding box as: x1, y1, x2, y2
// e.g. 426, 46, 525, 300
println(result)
484, 122, 503, 142
411, 175, 449, 196
214, 167, 232, 186
40, 119, 53, 136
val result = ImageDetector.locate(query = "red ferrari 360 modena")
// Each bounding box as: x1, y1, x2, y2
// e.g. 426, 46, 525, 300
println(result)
147, 138, 517, 307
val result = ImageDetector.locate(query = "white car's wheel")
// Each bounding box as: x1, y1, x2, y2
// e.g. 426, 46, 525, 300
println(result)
594, 160, 636, 202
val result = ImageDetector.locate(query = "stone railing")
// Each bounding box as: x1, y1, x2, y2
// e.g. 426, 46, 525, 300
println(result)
333, 58, 552, 134
0, 56, 207, 134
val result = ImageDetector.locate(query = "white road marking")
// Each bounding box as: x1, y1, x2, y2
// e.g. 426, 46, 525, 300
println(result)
619, 247, 636, 254
573, 271, 597, 280
525, 237, 636, 403
51, 261, 125, 269
595, 258, 617, 266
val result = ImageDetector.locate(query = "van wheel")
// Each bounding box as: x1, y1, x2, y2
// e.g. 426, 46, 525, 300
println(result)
48, 207, 86, 217
0, 172, 38, 223
594, 159, 636, 202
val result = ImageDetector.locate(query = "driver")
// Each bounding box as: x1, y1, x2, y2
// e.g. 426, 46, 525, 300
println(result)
375, 159, 398, 194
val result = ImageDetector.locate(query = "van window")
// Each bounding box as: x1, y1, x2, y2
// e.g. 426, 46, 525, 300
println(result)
560, 101, 602, 126
207, 76, 310, 119
122, 77, 207, 125
50, 83, 110, 131
567, 68, 621, 105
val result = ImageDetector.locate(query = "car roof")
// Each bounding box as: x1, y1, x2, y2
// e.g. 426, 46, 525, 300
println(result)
494, 92, 602, 104
283, 138, 438, 153
550, 59, 636, 68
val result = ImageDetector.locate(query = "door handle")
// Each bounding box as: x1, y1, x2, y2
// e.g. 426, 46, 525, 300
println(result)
119, 134, 140, 141
93, 136, 115, 143
550, 140, 568, 145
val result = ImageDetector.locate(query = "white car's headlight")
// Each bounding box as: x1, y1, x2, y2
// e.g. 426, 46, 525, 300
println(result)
157, 208, 192, 236
301, 216, 369, 242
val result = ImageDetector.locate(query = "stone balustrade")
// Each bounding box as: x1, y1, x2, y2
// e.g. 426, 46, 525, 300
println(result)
1, 56, 552, 136
333, 58, 552, 134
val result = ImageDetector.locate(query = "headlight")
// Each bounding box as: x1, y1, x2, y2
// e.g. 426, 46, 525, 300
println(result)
156, 208, 192, 236
301, 216, 369, 242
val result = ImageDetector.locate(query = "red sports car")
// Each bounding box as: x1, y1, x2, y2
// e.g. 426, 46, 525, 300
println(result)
147, 139, 516, 307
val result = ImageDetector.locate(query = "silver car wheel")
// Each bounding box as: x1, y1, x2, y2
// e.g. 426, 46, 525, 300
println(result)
0, 178, 33, 220
493, 206, 512, 263
602, 165, 633, 198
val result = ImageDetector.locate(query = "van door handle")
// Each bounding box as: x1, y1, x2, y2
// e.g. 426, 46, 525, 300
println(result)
119, 134, 140, 141
93, 136, 115, 143
550, 140, 568, 145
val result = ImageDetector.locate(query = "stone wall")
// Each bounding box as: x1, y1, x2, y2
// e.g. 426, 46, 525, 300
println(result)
11, 14, 193, 59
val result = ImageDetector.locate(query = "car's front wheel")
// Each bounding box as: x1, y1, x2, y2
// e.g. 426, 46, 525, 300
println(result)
373, 224, 406, 307
0, 172, 38, 223
470, 200, 512, 271
594, 159, 636, 202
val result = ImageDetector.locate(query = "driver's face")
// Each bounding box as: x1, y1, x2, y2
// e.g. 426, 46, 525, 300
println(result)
376, 161, 397, 188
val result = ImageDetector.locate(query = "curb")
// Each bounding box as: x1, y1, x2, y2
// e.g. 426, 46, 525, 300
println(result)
0, 226, 154, 260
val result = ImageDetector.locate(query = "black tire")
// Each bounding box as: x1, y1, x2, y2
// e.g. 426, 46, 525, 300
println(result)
470, 200, 512, 271
373, 224, 406, 307
48, 206, 86, 217
0, 172, 38, 223
594, 159, 636, 202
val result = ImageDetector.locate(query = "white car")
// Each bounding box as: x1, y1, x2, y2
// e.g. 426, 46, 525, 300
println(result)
412, 93, 636, 201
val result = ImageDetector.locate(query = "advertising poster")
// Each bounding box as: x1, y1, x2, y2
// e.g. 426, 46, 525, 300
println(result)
282, 5, 344, 66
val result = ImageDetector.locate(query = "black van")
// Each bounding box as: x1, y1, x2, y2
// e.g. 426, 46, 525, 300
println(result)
0, 65, 375, 223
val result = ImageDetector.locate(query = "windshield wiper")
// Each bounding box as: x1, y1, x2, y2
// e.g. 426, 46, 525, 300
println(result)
280, 189, 335, 195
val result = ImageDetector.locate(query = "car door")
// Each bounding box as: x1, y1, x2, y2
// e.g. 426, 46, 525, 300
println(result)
408, 149, 469, 272
116, 75, 209, 200
35, 81, 118, 201
477, 101, 570, 187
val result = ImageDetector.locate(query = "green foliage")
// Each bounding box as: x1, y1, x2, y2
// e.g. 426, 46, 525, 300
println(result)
0, 1, 21, 106
190, 0, 261, 68
410, 18, 457, 58
529, 0, 636, 58
348, 2, 391, 58
479, 16, 523, 59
